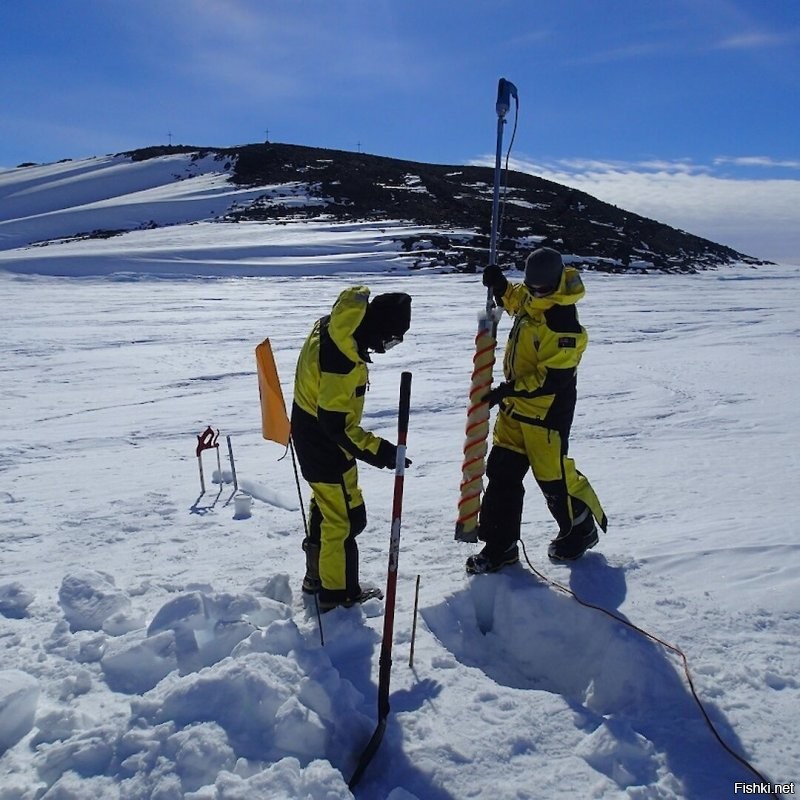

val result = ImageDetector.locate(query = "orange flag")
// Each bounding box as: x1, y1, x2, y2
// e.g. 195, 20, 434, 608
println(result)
256, 339, 291, 446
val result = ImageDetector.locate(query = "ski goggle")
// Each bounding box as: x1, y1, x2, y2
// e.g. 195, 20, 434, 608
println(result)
525, 283, 556, 298
382, 335, 403, 351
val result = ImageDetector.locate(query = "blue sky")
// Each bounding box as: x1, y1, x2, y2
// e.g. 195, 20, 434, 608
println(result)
2, 0, 799, 262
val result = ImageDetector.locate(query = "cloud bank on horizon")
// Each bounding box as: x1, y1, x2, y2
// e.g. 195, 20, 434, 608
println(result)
501, 156, 800, 265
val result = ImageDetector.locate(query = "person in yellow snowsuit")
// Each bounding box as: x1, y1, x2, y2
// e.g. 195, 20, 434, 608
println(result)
292, 286, 412, 611
466, 247, 607, 574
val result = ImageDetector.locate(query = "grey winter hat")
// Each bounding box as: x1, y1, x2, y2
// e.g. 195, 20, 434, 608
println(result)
524, 247, 564, 295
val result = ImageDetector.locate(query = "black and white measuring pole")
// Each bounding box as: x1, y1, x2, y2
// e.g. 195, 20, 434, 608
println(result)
349, 370, 412, 791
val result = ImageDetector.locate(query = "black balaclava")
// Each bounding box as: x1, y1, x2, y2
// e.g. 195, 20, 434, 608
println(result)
355, 292, 412, 358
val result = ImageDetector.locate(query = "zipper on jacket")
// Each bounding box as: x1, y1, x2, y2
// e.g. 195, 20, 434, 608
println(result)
505, 316, 524, 378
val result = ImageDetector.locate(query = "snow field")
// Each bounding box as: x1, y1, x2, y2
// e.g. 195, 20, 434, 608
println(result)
0, 151, 798, 798
1, 267, 798, 798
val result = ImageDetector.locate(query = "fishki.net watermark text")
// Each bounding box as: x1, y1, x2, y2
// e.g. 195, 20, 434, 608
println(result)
734, 783, 795, 796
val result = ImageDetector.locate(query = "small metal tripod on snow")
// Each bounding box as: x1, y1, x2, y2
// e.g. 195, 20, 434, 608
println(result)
196, 426, 221, 495
191, 426, 238, 512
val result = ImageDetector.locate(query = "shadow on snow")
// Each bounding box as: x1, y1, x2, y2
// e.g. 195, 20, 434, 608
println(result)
422, 552, 756, 798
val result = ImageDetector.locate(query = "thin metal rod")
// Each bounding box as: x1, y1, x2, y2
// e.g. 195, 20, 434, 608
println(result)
289, 439, 310, 540
226, 435, 238, 492
290, 438, 322, 646
197, 456, 206, 494
409, 574, 421, 668
488, 116, 506, 293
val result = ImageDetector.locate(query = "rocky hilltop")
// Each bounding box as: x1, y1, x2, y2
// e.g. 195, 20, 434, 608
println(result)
127, 142, 767, 273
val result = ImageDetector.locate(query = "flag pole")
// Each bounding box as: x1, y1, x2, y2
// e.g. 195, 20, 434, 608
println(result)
256, 339, 324, 641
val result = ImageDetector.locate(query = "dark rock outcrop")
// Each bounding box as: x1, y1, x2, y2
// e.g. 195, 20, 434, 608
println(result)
123, 142, 769, 273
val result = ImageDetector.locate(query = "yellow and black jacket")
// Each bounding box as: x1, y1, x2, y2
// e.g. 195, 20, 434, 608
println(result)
291, 286, 392, 483
496, 266, 588, 434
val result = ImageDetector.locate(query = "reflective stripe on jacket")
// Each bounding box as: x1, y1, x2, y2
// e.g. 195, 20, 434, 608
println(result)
497, 266, 588, 432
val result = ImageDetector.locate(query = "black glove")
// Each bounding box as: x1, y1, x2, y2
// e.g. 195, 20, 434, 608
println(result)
378, 440, 412, 470
482, 264, 508, 295
483, 381, 514, 408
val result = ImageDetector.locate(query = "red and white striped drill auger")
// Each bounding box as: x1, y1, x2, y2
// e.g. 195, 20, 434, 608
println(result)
455, 77, 518, 544
455, 310, 500, 542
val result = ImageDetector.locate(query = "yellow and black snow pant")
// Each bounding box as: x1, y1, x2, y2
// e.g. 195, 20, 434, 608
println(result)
478, 408, 607, 553
291, 402, 370, 605
307, 462, 367, 603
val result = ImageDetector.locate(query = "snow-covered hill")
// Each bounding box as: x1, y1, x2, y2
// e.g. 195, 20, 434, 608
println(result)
0, 152, 440, 278
0, 145, 766, 279
0, 150, 798, 799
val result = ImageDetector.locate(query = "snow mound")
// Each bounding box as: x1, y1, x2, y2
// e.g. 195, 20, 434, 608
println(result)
146, 590, 264, 674
0, 670, 39, 753
58, 570, 133, 633
0, 581, 35, 619
22, 574, 380, 797
99, 587, 294, 694
101, 630, 179, 694
183, 756, 351, 799
131, 652, 329, 762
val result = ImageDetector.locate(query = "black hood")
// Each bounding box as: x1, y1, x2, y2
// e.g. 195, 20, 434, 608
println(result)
354, 292, 412, 357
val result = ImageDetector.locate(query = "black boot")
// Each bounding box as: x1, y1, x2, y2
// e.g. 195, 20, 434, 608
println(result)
318, 584, 384, 613
548, 508, 599, 561
465, 542, 520, 575
301, 538, 321, 594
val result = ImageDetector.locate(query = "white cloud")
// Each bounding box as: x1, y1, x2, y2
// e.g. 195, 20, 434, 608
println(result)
714, 31, 796, 50
564, 40, 671, 65
134, 0, 430, 98
713, 156, 800, 170
471, 155, 800, 265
